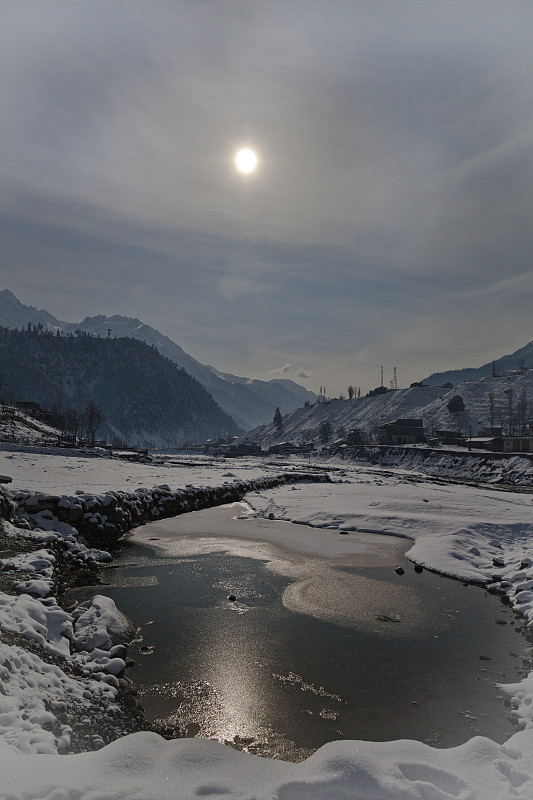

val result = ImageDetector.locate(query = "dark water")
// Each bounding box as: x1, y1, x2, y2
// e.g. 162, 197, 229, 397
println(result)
80, 516, 533, 761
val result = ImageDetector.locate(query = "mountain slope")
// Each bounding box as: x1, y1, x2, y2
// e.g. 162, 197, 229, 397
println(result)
248, 372, 533, 446
0, 291, 316, 430
0, 326, 240, 447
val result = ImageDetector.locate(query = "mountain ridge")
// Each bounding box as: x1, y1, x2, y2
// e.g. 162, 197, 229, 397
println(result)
0, 291, 316, 430
425, 340, 533, 386
0, 325, 240, 448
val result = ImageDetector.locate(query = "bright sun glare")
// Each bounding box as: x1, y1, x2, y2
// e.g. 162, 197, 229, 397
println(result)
234, 148, 258, 175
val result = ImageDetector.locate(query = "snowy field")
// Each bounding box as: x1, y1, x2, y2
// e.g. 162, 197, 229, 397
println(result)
1, 448, 533, 798
0, 448, 277, 494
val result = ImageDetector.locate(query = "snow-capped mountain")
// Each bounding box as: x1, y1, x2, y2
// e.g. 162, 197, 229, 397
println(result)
0, 291, 316, 430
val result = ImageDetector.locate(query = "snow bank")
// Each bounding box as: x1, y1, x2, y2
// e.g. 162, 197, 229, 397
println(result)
1, 728, 533, 799
0, 593, 72, 657
0, 638, 87, 754
248, 476, 533, 580
501, 673, 533, 731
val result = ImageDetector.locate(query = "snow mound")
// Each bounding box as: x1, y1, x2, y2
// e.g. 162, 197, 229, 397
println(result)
0, 593, 72, 657
0, 638, 86, 754
72, 595, 136, 652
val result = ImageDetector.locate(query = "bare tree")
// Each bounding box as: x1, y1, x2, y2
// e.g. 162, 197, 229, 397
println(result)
347, 385, 355, 400
64, 408, 81, 438
83, 402, 104, 444
517, 387, 528, 435
488, 388, 495, 430
505, 387, 514, 435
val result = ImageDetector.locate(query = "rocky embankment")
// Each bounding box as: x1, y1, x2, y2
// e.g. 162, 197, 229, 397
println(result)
349, 446, 533, 488
5, 471, 331, 548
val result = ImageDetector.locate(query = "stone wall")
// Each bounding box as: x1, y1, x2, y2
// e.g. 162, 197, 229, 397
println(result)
3, 472, 331, 548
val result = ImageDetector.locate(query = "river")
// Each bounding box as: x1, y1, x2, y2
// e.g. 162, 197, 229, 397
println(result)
75, 503, 533, 761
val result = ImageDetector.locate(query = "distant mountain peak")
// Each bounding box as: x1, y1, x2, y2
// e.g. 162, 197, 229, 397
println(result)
0, 288, 64, 330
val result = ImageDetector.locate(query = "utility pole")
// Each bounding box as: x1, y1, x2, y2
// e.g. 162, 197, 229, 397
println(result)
393, 367, 397, 390
380, 365, 383, 387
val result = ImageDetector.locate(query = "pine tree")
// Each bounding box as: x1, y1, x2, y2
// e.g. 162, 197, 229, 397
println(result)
273, 406, 283, 430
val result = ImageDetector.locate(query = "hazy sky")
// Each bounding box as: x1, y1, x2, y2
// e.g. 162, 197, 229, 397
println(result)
2, 1, 533, 394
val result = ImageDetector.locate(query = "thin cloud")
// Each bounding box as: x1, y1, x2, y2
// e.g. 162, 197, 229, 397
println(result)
1, 2, 533, 392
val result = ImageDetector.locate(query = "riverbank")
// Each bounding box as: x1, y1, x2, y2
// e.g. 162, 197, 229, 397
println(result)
0, 467, 331, 755
1, 451, 533, 798
347, 444, 533, 487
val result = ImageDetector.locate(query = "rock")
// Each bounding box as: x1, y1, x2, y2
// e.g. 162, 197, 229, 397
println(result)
377, 613, 401, 623
110, 644, 128, 659
479, 655, 492, 661
24, 496, 41, 508
123, 693, 138, 708
394, 567, 405, 575
414, 565, 423, 573
268, 512, 275, 520
68, 505, 84, 523
493, 557, 505, 568
228, 594, 237, 602
495, 619, 508, 625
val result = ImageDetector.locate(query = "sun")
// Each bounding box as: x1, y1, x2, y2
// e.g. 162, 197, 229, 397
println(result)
234, 147, 258, 175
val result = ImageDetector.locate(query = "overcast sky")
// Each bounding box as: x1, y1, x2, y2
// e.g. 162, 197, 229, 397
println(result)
2, 1, 533, 394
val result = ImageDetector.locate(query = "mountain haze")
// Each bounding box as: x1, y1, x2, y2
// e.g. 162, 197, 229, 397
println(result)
0, 291, 316, 430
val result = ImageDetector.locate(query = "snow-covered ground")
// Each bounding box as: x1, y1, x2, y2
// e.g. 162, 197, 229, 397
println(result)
0, 449, 277, 494
1, 449, 533, 798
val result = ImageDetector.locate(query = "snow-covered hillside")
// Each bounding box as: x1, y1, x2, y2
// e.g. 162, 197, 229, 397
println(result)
0, 291, 315, 430
248, 371, 533, 446
0, 406, 63, 446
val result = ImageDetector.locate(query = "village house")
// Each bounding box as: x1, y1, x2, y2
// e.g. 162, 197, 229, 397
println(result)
379, 418, 425, 445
